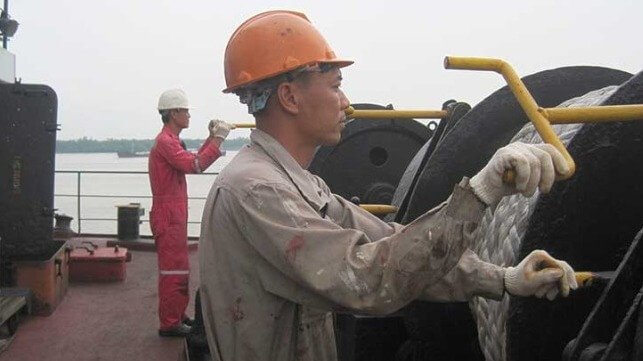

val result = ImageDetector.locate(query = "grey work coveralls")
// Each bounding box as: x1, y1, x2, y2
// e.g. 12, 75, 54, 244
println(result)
199, 129, 505, 361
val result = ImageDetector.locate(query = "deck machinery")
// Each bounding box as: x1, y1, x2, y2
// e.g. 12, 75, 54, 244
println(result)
1, 6, 643, 357
300, 61, 643, 361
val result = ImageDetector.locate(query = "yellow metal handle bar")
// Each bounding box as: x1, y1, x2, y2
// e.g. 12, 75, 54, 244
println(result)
444, 56, 643, 183
235, 105, 643, 129
359, 204, 398, 215
233, 123, 257, 128
536, 271, 599, 288
444, 56, 576, 182
543, 105, 643, 124
574, 271, 595, 287
542, 270, 612, 288
233, 106, 449, 128
344, 106, 448, 119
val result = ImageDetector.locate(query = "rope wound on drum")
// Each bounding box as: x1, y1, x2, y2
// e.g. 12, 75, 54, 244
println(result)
444, 56, 643, 184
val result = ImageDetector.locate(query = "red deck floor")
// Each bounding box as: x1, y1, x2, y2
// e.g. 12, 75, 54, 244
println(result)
0, 237, 200, 361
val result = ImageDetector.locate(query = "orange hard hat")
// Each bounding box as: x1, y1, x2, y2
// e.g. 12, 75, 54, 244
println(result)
223, 10, 353, 93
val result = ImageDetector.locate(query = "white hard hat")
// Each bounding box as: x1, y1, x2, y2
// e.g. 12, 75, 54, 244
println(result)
157, 89, 191, 111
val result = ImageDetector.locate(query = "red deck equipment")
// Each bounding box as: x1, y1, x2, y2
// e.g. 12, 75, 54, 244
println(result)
69, 244, 130, 282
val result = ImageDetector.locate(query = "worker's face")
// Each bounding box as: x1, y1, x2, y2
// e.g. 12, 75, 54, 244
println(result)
170, 108, 190, 129
295, 67, 350, 146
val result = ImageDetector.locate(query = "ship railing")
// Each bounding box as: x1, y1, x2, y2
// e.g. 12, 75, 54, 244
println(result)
54, 170, 218, 238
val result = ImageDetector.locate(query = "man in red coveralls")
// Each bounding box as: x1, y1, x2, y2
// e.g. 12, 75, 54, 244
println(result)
149, 88, 234, 337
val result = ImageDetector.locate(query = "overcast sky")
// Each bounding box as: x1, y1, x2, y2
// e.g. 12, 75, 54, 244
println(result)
7, 0, 642, 140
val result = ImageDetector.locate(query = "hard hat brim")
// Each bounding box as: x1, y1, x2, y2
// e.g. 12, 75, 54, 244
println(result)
222, 59, 354, 94
157, 105, 194, 111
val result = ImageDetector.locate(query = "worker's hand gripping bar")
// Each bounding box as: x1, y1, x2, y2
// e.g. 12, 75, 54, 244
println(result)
444, 57, 575, 183
444, 56, 643, 183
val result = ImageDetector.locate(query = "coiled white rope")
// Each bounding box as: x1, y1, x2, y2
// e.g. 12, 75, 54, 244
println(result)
470, 86, 618, 361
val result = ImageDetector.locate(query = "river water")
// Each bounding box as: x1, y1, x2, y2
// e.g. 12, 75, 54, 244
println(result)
55, 151, 238, 237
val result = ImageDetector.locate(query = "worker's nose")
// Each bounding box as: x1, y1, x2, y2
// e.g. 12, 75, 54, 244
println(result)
339, 89, 350, 110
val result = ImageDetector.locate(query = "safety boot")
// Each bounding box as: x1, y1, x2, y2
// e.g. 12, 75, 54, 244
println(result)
158, 323, 192, 337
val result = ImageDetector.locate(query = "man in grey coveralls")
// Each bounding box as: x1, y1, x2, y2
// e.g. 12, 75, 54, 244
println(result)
199, 10, 578, 361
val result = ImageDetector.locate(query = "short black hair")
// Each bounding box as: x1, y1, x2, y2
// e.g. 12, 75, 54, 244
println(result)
159, 109, 171, 124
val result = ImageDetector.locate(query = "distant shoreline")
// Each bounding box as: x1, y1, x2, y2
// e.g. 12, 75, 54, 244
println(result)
56, 137, 249, 153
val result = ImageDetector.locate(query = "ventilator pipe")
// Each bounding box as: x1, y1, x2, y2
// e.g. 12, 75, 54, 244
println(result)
233, 106, 448, 128
444, 56, 577, 182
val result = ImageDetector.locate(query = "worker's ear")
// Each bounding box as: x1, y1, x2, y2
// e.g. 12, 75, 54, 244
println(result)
276, 82, 300, 115
169, 109, 180, 121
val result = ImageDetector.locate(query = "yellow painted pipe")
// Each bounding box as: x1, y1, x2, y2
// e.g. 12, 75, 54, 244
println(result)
574, 271, 613, 288
542, 105, 643, 124
574, 272, 595, 287
444, 56, 577, 182
345, 106, 448, 119
541, 271, 610, 288
359, 204, 398, 215
232, 106, 448, 129
233, 123, 256, 128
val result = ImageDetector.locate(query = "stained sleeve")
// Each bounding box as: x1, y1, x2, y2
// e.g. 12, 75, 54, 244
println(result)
418, 249, 506, 302
234, 179, 487, 315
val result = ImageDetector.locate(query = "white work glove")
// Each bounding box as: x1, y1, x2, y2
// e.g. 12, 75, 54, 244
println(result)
208, 119, 235, 140
504, 250, 578, 300
470, 142, 569, 206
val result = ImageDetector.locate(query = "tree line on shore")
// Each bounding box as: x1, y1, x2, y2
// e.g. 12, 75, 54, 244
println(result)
56, 137, 250, 153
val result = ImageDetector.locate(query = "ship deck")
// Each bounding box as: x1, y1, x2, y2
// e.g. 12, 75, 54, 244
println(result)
0, 236, 200, 361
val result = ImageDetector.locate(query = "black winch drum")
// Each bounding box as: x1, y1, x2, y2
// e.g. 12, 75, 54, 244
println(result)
472, 71, 643, 361
394, 66, 633, 224
393, 66, 633, 361
385, 101, 471, 223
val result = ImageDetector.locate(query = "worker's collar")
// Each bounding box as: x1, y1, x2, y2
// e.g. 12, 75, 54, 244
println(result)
161, 125, 180, 138
250, 129, 330, 212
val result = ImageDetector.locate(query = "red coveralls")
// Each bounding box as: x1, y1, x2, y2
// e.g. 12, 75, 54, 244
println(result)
148, 126, 222, 330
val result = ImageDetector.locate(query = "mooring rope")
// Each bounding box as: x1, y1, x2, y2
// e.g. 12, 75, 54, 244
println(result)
470, 85, 618, 361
